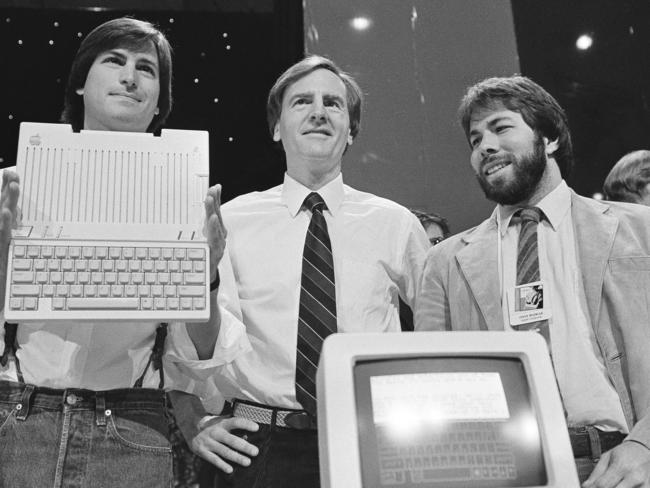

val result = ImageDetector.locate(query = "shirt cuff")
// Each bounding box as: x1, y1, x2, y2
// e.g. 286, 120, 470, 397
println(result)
166, 307, 251, 381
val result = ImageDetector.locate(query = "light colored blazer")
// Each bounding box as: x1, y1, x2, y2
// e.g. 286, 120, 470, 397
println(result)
415, 190, 650, 448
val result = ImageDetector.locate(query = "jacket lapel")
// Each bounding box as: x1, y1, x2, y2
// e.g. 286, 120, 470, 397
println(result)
456, 218, 504, 330
571, 191, 618, 327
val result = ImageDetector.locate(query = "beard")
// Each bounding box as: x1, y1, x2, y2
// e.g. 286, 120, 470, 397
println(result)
475, 134, 546, 205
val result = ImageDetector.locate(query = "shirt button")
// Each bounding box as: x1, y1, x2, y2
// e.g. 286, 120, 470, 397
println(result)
66, 394, 79, 405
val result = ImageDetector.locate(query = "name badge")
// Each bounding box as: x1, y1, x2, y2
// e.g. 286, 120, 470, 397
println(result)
507, 280, 551, 326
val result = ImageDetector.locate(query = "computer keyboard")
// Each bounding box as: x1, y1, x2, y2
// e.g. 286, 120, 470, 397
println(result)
5, 239, 210, 322
376, 422, 517, 485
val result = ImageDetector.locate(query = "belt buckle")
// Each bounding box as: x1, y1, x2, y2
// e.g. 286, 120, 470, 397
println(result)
284, 411, 316, 430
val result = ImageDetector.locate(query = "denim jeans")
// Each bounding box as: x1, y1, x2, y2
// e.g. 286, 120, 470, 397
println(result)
0, 381, 173, 488
201, 423, 320, 488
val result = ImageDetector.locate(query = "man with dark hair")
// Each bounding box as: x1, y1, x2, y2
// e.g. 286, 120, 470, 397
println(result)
603, 150, 650, 206
410, 209, 451, 245
0, 17, 245, 487
177, 55, 428, 487
416, 75, 650, 486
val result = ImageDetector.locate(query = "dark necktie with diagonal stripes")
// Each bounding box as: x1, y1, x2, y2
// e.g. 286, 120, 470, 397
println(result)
295, 192, 337, 416
513, 207, 550, 345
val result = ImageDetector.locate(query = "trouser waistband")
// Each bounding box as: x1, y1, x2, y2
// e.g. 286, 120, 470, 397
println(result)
569, 426, 626, 459
0, 380, 166, 422
231, 399, 317, 430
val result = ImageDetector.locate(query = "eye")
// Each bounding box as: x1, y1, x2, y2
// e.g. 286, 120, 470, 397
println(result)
470, 136, 481, 148
325, 99, 342, 109
495, 125, 511, 133
102, 55, 124, 65
138, 64, 157, 76
293, 98, 308, 106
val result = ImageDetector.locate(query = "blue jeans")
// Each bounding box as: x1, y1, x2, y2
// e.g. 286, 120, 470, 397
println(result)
202, 423, 320, 488
0, 381, 173, 488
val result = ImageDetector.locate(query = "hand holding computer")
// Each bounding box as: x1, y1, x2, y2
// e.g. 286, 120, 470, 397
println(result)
583, 441, 650, 488
0, 170, 19, 312
204, 183, 227, 283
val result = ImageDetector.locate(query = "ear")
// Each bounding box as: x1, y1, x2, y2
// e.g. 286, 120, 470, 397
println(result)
75, 88, 84, 96
544, 137, 559, 157
347, 128, 353, 146
272, 123, 281, 142
154, 107, 160, 115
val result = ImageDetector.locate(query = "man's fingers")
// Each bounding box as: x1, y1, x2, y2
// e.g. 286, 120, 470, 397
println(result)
196, 447, 235, 474
223, 416, 259, 433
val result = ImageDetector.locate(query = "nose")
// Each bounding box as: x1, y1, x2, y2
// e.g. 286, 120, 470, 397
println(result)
119, 64, 137, 89
478, 131, 499, 157
309, 99, 326, 123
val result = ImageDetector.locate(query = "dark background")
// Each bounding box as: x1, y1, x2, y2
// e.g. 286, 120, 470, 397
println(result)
1, 0, 648, 229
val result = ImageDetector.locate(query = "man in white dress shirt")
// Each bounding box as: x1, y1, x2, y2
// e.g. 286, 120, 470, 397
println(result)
176, 55, 429, 487
0, 17, 247, 487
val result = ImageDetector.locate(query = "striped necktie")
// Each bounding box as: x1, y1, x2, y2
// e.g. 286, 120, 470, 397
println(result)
295, 192, 337, 416
513, 207, 550, 345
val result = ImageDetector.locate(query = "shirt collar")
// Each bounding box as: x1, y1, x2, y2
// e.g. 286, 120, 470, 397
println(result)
496, 180, 571, 236
281, 172, 345, 218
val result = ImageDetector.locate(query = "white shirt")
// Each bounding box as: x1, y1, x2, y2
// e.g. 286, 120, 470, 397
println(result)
497, 180, 628, 432
204, 173, 429, 410
0, 318, 248, 390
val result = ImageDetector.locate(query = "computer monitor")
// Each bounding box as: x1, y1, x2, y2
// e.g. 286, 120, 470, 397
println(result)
317, 331, 579, 488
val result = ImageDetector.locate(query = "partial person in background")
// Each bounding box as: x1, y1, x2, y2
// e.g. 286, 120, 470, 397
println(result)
0, 17, 246, 488
415, 75, 650, 487
409, 209, 451, 246
400, 209, 450, 331
603, 149, 650, 206
172, 54, 429, 488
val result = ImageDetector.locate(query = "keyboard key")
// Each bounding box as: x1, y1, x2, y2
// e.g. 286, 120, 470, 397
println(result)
125, 285, 137, 297
95, 247, 108, 259
89, 260, 101, 271
75, 260, 88, 271
168, 261, 180, 272
181, 261, 192, 272
122, 247, 134, 259
138, 285, 150, 297
41, 246, 54, 258
118, 272, 130, 284
34, 259, 47, 271
167, 298, 179, 309
78, 272, 90, 284
188, 248, 205, 260
143, 260, 154, 272
36, 271, 48, 284
62, 259, 74, 271
116, 260, 128, 272
12, 285, 40, 296
56, 285, 69, 297
109, 247, 121, 259
184, 273, 204, 285
180, 297, 193, 310
91, 272, 103, 284
164, 285, 177, 297
149, 248, 161, 259
129, 260, 141, 272
105, 273, 117, 284
171, 272, 183, 284
157, 273, 170, 284
13, 259, 32, 271
98, 285, 110, 297
193, 297, 206, 309
50, 272, 63, 284
154, 298, 166, 310
71, 285, 83, 297
13, 246, 26, 258
48, 259, 60, 271
67, 298, 140, 310
53, 298, 65, 310
12, 271, 34, 283
141, 297, 153, 309
55, 247, 68, 258
102, 261, 114, 271
179, 286, 205, 297
84, 285, 97, 297
151, 285, 163, 297
155, 261, 168, 272
174, 248, 186, 260
64, 272, 76, 284
43, 285, 55, 297
145, 273, 157, 284
132, 273, 144, 284
135, 247, 148, 259
68, 247, 81, 258
111, 285, 123, 297
162, 248, 173, 260
83, 247, 95, 259
9, 298, 22, 310
27, 246, 40, 258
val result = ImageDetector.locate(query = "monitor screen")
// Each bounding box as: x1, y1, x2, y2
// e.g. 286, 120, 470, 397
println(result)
354, 356, 546, 488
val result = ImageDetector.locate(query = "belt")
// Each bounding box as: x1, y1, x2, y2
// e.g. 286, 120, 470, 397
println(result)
231, 399, 317, 430
569, 427, 626, 458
